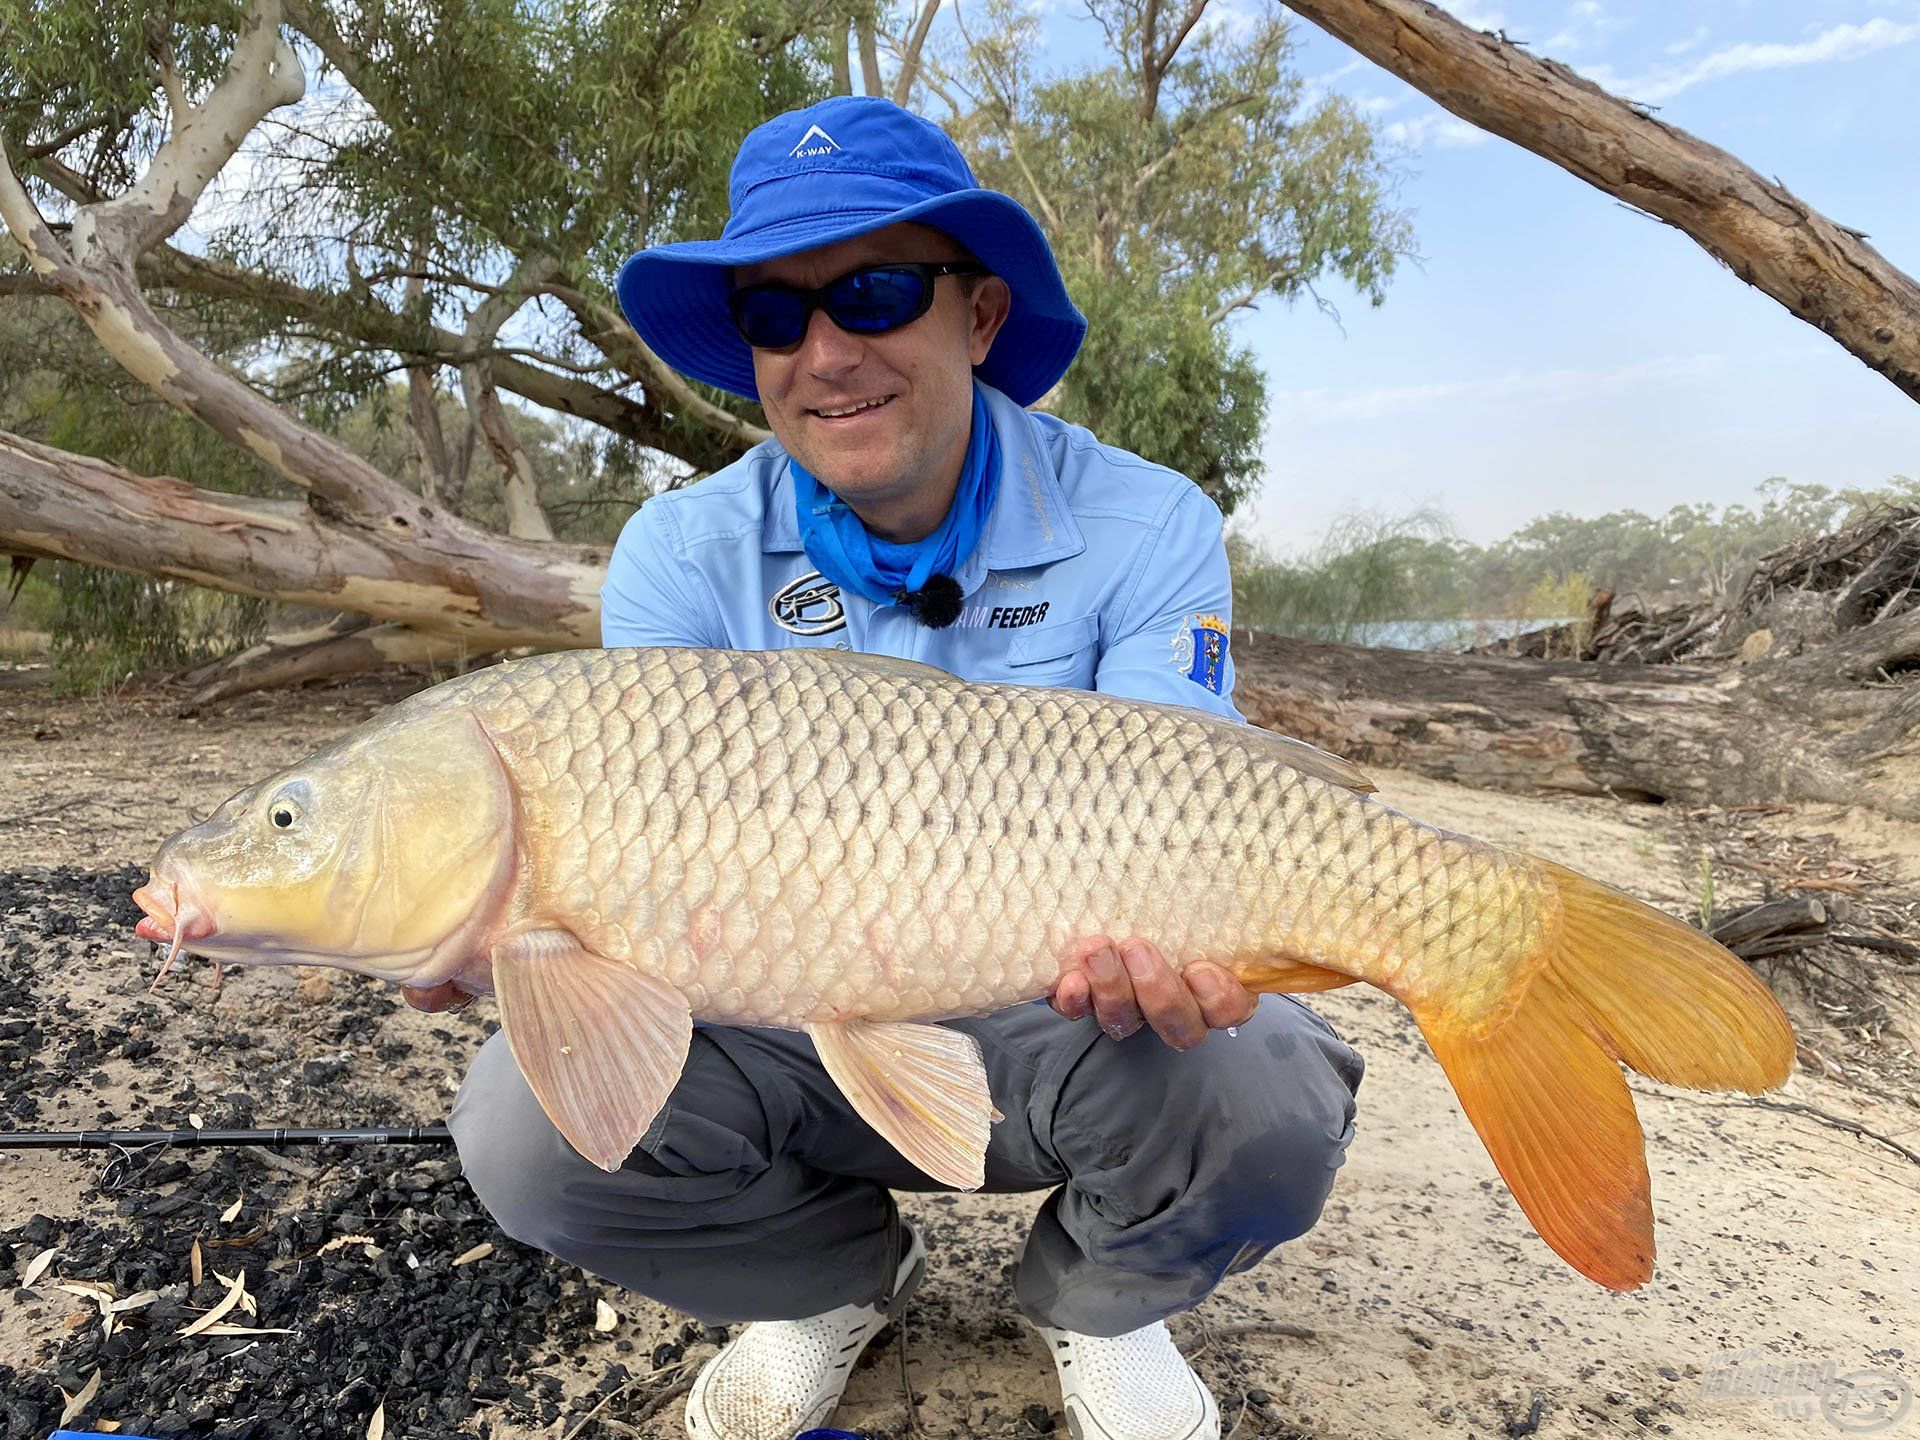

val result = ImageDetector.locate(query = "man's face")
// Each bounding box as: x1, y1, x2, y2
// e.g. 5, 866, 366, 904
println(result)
736, 222, 1011, 533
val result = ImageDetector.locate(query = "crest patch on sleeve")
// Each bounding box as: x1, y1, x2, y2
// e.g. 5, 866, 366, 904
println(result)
1170, 613, 1229, 694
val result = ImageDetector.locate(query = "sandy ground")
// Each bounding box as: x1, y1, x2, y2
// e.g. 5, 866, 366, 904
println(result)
1, 673, 1915, 1438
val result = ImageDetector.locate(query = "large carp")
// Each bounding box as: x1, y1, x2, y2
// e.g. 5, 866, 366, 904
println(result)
131, 646, 1794, 1290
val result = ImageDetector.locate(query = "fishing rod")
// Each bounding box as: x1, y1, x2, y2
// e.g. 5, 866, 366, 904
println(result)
0, 1124, 453, 1150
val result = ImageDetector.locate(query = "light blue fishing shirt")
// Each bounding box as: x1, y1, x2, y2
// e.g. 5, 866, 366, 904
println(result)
599, 380, 1242, 721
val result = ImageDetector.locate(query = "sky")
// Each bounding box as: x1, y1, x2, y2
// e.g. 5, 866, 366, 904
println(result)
1031, 0, 1920, 551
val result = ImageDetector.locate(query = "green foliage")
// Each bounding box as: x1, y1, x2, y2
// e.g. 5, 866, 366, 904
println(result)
1227, 476, 1920, 645
45, 564, 269, 696
942, 0, 1414, 512
1229, 508, 1458, 641
1065, 276, 1265, 506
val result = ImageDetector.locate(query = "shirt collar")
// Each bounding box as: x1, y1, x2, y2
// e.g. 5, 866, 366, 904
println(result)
760, 383, 1086, 593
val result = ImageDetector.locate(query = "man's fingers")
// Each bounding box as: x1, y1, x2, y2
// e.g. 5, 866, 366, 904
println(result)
1084, 944, 1143, 1040
1185, 961, 1259, 1029
1051, 968, 1092, 1021
1122, 941, 1208, 1050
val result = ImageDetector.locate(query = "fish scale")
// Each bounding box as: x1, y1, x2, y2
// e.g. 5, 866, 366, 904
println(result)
132, 643, 1796, 1290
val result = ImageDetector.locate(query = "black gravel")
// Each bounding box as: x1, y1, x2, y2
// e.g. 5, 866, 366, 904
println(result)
0, 866, 670, 1440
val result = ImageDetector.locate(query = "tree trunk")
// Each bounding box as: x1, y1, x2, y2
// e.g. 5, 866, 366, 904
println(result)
1230, 620, 1920, 821
0, 430, 603, 650
175, 612, 491, 706
1281, 0, 1920, 404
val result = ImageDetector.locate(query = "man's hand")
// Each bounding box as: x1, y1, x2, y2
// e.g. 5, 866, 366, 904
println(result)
1051, 937, 1257, 1050
402, 979, 479, 1014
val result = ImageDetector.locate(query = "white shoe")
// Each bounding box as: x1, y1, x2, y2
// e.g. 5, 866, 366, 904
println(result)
684, 1225, 927, 1440
1034, 1322, 1221, 1440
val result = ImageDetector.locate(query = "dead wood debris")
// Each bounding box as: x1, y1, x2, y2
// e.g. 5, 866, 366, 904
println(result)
1474, 504, 1920, 665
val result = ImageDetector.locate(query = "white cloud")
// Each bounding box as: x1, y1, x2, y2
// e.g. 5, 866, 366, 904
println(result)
1446, 0, 1506, 31
1622, 18, 1920, 103
1665, 24, 1710, 56
1381, 111, 1492, 150
1265, 354, 1727, 425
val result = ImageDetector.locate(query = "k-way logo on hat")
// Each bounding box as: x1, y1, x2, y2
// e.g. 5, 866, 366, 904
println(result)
788, 124, 841, 158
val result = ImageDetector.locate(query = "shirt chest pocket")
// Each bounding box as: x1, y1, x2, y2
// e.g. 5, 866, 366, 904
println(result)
1003, 612, 1100, 689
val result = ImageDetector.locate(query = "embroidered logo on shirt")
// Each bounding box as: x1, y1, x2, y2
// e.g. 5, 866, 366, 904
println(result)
788, 124, 841, 158
1171, 612, 1229, 694
770, 571, 847, 635
954, 600, 1050, 630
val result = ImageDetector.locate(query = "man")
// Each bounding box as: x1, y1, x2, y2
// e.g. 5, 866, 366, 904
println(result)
436, 96, 1363, 1440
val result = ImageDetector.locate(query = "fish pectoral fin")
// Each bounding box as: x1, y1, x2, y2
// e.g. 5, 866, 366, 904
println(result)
807, 1019, 993, 1191
491, 929, 691, 1174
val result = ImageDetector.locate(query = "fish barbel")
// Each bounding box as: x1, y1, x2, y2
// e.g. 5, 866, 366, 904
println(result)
131, 646, 1794, 1289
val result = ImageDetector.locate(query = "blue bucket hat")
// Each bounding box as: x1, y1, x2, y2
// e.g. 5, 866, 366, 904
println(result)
614, 96, 1086, 408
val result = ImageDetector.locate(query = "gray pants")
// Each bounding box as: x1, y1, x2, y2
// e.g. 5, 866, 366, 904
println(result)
448, 997, 1362, 1337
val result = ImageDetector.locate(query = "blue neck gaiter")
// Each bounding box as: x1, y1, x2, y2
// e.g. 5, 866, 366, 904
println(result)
789, 381, 1000, 627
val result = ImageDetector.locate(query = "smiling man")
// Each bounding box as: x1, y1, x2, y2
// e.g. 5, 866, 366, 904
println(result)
441, 96, 1363, 1440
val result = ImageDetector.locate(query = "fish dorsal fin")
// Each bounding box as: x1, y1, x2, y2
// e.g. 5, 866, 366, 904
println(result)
807, 1018, 993, 1190
1126, 695, 1378, 794
1256, 731, 1377, 794
491, 929, 692, 1172
809, 650, 957, 685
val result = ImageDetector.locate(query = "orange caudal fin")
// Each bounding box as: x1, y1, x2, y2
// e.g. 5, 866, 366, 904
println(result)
1405, 858, 1796, 1291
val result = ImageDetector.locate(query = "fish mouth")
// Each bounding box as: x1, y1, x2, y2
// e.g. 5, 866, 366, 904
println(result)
131, 874, 217, 947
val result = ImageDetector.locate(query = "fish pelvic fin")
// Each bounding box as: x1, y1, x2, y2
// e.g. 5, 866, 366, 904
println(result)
807, 1018, 992, 1191
1236, 955, 1361, 993
1409, 858, 1796, 1292
492, 929, 692, 1173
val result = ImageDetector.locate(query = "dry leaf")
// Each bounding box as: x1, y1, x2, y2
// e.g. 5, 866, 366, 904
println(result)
21, 1248, 57, 1289
56, 1282, 115, 1307
452, 1243, 492, 1267
95, 1422, 121, 1432
177, 1270, 248, 1337
108, 1290, 158, 1314
58, 1367, 100, 1425
190, 1238, 203, 1287
220, 1196, 243, 1223
367, 1400, 386, 1440
594, 1298, 619, 1333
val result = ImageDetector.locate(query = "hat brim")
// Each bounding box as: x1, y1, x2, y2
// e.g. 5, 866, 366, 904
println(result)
614, 190, 1086, 408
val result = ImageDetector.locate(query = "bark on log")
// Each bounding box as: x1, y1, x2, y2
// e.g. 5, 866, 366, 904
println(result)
1230, 624, 1920, 821
1281, 0, 1920, 404
177, 613, 491, 706
0, 430, 603, 649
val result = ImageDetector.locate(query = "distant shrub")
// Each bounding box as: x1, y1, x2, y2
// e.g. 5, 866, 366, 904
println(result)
46, 564, 268, 695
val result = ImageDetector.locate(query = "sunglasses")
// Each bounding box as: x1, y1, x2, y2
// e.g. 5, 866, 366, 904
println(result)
728, 261, 990, 350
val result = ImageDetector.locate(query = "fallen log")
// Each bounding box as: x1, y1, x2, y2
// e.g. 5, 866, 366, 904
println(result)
1230, 618, 1920, 822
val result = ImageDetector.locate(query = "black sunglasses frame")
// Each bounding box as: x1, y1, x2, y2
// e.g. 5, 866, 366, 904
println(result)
728, 261, 991, 351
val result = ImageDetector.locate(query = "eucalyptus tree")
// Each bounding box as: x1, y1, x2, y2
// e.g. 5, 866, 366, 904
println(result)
0, 0, 1411, 694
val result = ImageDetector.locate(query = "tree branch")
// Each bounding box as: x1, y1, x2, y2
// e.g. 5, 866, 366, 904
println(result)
539, 280, 774, 449
891, 0, 944, 106
1205, 258, 1303, 325
856, 15, 886, 97
1281, 0, 1920, 405
76, 0, 305, 264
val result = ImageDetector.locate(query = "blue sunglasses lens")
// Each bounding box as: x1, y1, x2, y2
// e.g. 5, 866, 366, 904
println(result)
828, 267, 930, 332
731, 267, 932, 348
730, 287, 812, 349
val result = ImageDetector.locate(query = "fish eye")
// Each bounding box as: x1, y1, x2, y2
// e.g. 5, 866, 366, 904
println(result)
265, 780, 310, 831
